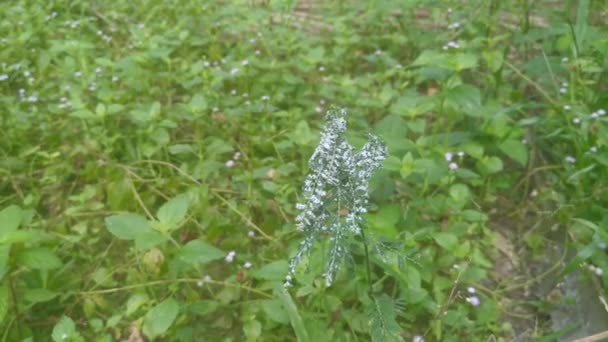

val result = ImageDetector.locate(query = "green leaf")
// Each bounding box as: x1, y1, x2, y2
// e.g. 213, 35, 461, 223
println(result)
499, 139, 528, 166
434, 232, 458, 250
250, 260, 288, 281
0, 205, 22, 236
262, 299, 289, 324
177, 240, 225, 266
0, 282, 8, 325
156, 194, 190, 227
16, 248, 62, 270
189, 94, 208, 113
478, 156, 503, 174
293, 120, 315, 146
52, 316, 77, 342
104, 214, 152, 240
243, 320, 262, 341
24, 288, 58, 303
274, 284, 310, 342
143, 298, 180, 339
368, 294, 401, 342
126, 293, 149, 316
134, 230, 168, 250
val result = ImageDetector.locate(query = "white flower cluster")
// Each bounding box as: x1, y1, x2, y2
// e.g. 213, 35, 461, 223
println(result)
285, 107, 387, 288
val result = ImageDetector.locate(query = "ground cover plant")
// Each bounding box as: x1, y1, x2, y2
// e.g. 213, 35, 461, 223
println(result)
0, 0, 607, 341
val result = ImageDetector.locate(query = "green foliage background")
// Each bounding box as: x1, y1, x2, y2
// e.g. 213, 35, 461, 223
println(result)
1, 0, 607, 341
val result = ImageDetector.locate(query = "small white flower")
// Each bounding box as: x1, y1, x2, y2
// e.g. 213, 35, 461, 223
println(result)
75, 71, 81, 77
230, 89, 237, 95
255, 49, 261, 55
591, 112, 599, 119
233, 152, 241, 160
225, 250, 236, 263
453, 264, 460, 269
467, 286, 476, 294
589, 146, 598, 153
60, 97, 67, 103
245, 100, 251, 106
315, 106, 323, 113
203, 61, 210, 67
261, 95, 270, 101
225, 160, 235, 168
230, 68, 240, 75
374, 49, 382, 55
444, 152, 454, 161
112, 76, 119, 82
196, 280, 204, 287
448, 162, 458, 170
23, 70, 31, 77
530, 189, 538, 197
413, 336, 424, 342
203, 275, 211, 282
242, 92, 249, 98
27, 95, 38, 102
70, 21, 78, 28
598, 109, 606, 116
466, 296, 481, 306
573, 117, 581, 124
395, 64, 403, 69
97, 30, 103, 36
244, 261, 252, 269
221, 59, 226, 64
562, 82, 568, 87
95, 67, 102, 74
563, 105, 571, 110
27, 77, 34, 83
522, 138, 528, 144
61, 333, 68, 340
0, 74, 8, 81
212, 107, 219, 112
562, 57, 569, 63
565, 156, 576, 163
137, 23, 145, 29
18, 88, 25, 96
448, 22, 461, 29
249, 38, 256, 43
318, 66, 325, 72
595, 268, 603, 276
319, 99, 326, 105
457, 151, 465, 157
559, 87, 567, 94
241, 60, 249, 66
248, 230, 255, 238
103, 34, 112, 42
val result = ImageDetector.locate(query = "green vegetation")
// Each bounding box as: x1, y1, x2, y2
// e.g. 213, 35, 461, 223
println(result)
1, 0, 607, 341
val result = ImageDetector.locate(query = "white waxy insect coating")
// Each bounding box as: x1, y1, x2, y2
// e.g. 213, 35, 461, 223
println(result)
286, 107, 386, 288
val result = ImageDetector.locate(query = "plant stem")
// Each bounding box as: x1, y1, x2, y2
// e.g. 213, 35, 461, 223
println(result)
360, 227, 373, 295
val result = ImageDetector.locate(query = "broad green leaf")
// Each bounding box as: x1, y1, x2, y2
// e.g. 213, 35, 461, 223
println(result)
177, 240, 224, 266
24, 288, 58, 303
126, 293, 149, 316
134, 230, 168, 250
499, 139, 528, 167
434, 232, 458, 250
143, 298, 180, 339
104, 214, 151, 240
262, 299, 289, 324
250, 260, 288, 281
293, 120, 315, 146
0, 205, 22, 236
274, 284, 309, 342
189, 94, 208, 113
243, 320, 262, 341
368, 294, 401, 342
157, 194, 190, 227
16, 248, 62, 270
449, 183, 471, 205
478, 156, 503, 174
52, 316, 77, 342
